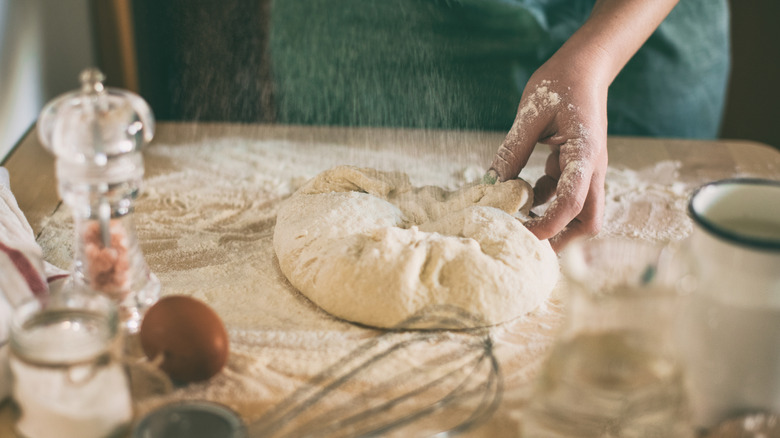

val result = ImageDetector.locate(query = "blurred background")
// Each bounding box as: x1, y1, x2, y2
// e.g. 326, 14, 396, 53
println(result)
1, 0, 778, 162
0, 0, 93, 162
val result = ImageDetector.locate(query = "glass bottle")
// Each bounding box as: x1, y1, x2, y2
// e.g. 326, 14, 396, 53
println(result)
37, 68, 159, 332
521, 237, 693, 438
9, 292, 133, 438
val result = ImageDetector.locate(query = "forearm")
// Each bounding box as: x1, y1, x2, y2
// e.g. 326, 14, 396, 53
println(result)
550, 0, 679, 89
493, 0, 679, 248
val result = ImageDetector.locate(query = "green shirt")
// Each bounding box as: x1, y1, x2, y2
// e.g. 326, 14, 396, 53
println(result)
269, 0, 728, 138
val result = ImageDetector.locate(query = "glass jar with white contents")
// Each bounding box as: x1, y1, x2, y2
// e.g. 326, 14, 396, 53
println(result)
521, 237, 694, 438
9, 291, 132, 438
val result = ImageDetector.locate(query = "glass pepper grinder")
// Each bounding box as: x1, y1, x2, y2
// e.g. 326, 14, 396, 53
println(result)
37, 68, 160, 333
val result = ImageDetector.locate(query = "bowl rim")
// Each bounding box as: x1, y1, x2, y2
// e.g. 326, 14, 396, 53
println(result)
133, 400, 246, 438
688, 178, 780, 251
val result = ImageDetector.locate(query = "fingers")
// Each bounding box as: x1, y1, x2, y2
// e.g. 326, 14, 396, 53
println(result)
533, 174, 558, 207
526, 158, 593, 241
525, 139, 606, 251
531, 149, 562, 206
489, 75, 607, 251
546, 169, 605, 252
489, 91, 551, 182
490, 126, 537, 183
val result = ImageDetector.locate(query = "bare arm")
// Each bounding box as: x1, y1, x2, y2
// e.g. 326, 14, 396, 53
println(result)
573, 0, 680, 85
490, 0, 679, 251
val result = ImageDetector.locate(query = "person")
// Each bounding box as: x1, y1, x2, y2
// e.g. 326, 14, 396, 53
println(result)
268, 0, 729, 250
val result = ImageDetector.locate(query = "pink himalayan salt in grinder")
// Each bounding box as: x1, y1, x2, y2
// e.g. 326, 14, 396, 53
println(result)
37, 68, 160, 333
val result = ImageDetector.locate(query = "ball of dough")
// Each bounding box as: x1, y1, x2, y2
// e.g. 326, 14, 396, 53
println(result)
273, 166, 558, 329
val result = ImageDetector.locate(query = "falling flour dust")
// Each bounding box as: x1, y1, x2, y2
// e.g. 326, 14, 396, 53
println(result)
34, 134, 702, 434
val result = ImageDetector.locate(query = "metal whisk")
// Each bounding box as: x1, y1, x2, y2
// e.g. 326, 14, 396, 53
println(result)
247, 306, 503, 438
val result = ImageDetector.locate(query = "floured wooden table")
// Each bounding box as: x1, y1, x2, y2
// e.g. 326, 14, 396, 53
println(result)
2, 123, 779, 437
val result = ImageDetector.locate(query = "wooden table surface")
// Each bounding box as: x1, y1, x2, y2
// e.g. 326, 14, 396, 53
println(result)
2, 122, 779, 437
3, 122, 780, 237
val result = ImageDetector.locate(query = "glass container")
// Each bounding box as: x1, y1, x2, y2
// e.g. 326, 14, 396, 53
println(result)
133, 401, 246, 438
9, 292, 132, 438
37, 68, 159, 332
521, 237, 693, 438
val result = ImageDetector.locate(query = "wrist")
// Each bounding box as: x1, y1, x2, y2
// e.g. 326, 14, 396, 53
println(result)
553, 0, 679, 88
542, 41, 613, 98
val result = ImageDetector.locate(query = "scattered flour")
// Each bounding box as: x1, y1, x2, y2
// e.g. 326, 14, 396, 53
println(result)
601, 161, 694, 242
33, 135, 703, 435
519, 159, 696, 243
517, 80, 562, 121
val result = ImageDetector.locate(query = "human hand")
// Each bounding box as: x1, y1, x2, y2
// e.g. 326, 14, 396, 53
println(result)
488, 0, 681, 251
489, 60, 608, 252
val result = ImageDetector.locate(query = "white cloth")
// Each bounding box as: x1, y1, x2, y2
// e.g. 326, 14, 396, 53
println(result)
0, 167, 57, 401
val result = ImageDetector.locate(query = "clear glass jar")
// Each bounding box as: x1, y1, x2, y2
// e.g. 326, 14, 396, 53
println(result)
521, 237, 693, 438
9, 292, 132, 438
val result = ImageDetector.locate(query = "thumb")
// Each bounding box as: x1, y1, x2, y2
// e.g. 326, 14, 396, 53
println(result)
490, 99, 548, 182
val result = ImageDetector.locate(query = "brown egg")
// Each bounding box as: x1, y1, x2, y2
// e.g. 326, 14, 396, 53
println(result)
139, 295, 229, 383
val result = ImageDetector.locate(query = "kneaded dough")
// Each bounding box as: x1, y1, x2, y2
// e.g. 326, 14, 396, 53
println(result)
273, 166, 559, 329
